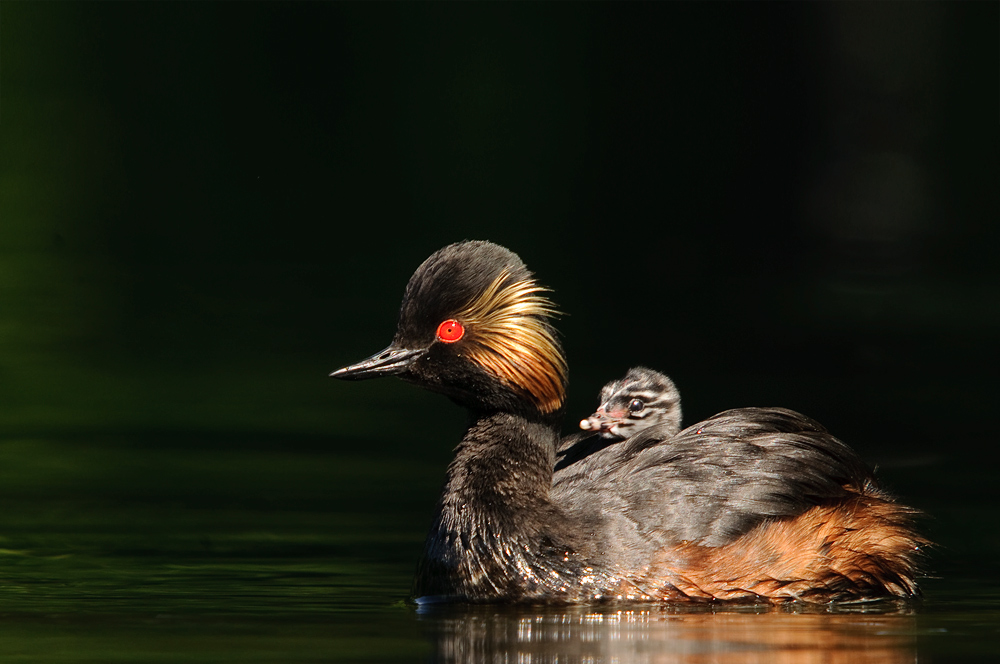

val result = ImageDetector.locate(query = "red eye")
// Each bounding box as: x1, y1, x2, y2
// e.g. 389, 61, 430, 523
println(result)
436, 319, 464, 343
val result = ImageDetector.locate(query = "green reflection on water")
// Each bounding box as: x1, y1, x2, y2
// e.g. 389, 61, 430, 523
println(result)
1, 434, 998, 663
0, 434, 433, 662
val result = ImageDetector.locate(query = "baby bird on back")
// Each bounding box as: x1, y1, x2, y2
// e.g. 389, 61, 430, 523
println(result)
580, 367, 682, 439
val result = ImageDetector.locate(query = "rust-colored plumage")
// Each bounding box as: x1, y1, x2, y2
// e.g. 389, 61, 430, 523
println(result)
638, 488, 927, 601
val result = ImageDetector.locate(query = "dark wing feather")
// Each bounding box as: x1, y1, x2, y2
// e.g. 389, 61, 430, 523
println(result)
555, 431, 619, 472
552, 407, 878, 553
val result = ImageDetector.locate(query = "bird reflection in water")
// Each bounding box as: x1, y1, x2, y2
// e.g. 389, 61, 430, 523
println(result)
419, 602, 917, 664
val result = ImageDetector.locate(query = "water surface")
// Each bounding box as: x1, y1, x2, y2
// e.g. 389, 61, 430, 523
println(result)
1, 433, 997, 662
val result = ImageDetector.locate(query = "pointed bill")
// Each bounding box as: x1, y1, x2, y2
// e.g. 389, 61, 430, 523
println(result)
331, 346, 426, 380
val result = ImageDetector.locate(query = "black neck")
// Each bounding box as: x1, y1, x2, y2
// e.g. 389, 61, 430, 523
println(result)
447, 411, 558, 506
413, 410, 590, 602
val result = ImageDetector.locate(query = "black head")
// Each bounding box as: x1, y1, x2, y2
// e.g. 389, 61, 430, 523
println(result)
332, 241, 568, 417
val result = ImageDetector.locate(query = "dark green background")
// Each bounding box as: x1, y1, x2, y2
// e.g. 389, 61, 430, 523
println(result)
4, 3, 997, 451
1, 4, 998, 660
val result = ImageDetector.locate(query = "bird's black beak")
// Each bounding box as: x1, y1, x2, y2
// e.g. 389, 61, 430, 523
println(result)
330, 345, 427, 381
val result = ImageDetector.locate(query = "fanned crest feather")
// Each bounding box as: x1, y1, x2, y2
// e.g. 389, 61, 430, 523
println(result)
457, 269, 567, 414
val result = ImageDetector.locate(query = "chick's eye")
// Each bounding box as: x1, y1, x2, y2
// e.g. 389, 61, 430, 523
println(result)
628, 399, 644, 413
436, 319, 464, 343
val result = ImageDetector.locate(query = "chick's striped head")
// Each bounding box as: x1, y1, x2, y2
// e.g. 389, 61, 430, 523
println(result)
393, 241, 568, 415
580, 367, 682, 439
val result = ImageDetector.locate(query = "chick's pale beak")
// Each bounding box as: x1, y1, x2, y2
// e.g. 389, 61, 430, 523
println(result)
580, 408, 609, 432
331, 345, 426, 381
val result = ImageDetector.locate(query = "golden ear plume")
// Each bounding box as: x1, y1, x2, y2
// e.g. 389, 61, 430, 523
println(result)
456, 270, 567, 414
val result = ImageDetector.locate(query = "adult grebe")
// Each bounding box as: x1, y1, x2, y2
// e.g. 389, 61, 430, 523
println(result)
333, 241, 925, 603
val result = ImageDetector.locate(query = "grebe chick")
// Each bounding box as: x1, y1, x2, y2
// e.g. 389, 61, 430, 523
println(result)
557, 366, 681, 471
579, 366, 682, 439
333, 241, 926, 604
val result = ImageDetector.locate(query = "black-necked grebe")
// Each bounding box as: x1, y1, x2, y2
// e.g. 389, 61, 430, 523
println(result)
579, 366, 682, 439
333, 241, 925, 603
557, 366, 681, 475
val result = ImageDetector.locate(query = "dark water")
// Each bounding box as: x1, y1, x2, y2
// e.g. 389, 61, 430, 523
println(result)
1, 433, 997, 663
